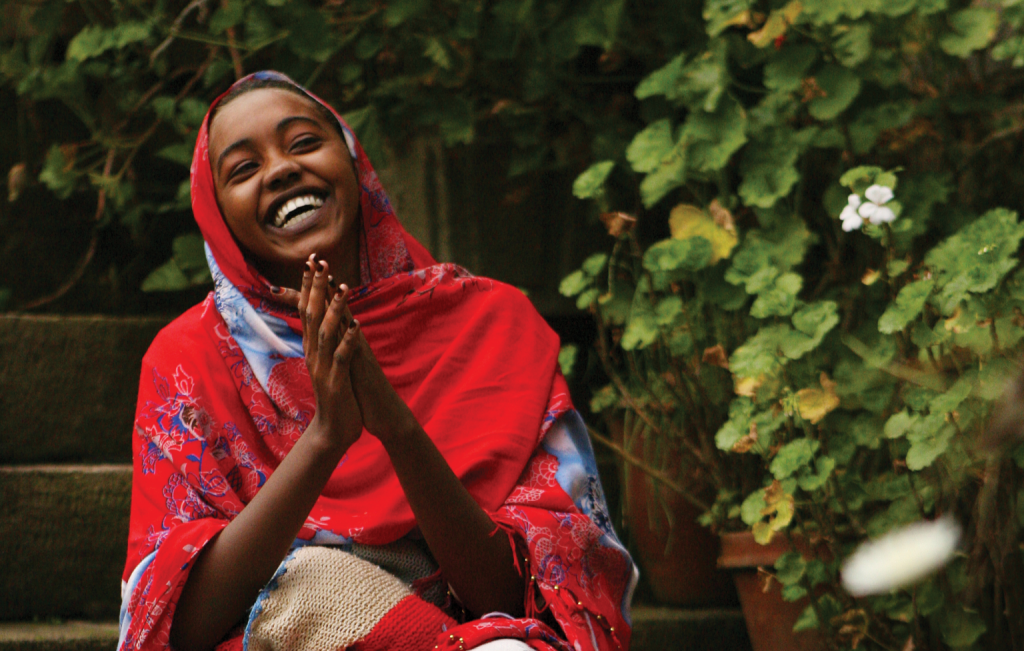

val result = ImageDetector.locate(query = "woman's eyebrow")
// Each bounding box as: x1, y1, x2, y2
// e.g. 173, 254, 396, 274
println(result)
216, 138, 254, 175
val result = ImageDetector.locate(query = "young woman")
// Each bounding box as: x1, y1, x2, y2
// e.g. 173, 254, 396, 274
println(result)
118, 71, 636, 651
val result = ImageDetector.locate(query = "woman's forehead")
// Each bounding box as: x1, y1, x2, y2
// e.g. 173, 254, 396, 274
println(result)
209, 88, 329, 151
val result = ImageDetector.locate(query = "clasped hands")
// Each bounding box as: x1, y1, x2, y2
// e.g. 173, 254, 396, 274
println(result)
278, 255, 418, 451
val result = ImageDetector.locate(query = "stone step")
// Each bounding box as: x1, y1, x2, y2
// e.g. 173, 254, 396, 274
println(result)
0, 607, 749, 651
0, 466, 131, 621
0, 315, 169, 465
0, 621, 118, 651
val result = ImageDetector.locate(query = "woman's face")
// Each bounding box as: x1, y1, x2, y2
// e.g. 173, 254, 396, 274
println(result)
207, 88, 360, 286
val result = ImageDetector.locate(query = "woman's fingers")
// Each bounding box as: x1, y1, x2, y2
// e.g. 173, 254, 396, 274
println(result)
297, 256, 315, 356
306, 260, 330, 359
318, 285, 350, 369
329, 319, 360, 386
271, 285, 302, 308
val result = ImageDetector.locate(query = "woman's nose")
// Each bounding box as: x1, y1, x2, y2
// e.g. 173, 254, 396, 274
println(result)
265, 156, 301, 191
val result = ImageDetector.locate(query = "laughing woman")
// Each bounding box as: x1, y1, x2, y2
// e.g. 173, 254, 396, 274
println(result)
118, 71, 636, 651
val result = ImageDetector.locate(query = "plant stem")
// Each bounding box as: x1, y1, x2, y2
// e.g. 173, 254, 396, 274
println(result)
586, 425, 709, 511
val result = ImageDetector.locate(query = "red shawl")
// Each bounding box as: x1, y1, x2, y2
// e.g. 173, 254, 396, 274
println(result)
120, 72, 634, 651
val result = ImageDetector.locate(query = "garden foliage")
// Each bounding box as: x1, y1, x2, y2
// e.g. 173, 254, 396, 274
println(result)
557, 0, 1024, 649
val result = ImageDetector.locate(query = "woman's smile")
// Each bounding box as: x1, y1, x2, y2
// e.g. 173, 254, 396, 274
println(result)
207, 88, 361, 288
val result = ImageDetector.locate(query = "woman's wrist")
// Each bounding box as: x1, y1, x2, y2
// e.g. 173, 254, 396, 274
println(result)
303, 414, 355, 459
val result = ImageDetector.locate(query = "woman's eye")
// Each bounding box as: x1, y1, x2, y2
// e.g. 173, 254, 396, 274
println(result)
229, 161, 257, 180
292, 136, 320, 150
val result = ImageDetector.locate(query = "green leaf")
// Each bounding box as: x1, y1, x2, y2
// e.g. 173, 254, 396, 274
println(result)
705, 0, 754, 36
66, 22, 151, 61
930, 377, 972, 413
884, 410, 918, 439
590, 385, 618, 413
655, 295, 684, 325
39, 145, 76, 199
782, 301, 839, 359
878, 279, 934, 333
792, 604, 818, 632
642, 238, 714, 273
639, 143, 687, 208
940, 8, 999, 58
581, 253, 608, 277
848, 101, 915, 154
209, 3, 245, 33
808, 65, 861, 121
385, 0, 429, 26
738, 128, 809, 208
771, 438, 821, 479
797, 456, 835, 491
423, 37, 452, 70
906, 414, 955, 470
740, 488, 767, 526
141, 259, 190, 292
576, 287, 600, 309
681, 94, 748, 173
781, 584, 808, 602
559, 270, 590, 297
925, 208, 1024, 315
839, 165, 885, 189
558, 344, 578, 378
750, 272, 802, 318
730, 324, 789, 380
834, 23, 873, 68
573, 161, 615, 199
764, 45, 817, 93
635, 40, 729, 112
626, 120, 674, 174
178, 98, 209, 129
774, 551, 807, 586
939, 606, 987, 647
156, 143, 193, 167
171, 233, 207, 273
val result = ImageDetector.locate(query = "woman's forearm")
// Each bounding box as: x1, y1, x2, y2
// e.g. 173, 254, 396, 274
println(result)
381, 425, 525, 619
169, 422, 349, 651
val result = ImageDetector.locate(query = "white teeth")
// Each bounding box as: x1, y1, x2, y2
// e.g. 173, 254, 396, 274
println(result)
273, 194, 324, 227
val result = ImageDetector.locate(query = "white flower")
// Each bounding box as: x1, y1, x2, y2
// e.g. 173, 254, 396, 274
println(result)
857, 184, 896, 225
840, 194, 864, 231
841, 516, 961, 597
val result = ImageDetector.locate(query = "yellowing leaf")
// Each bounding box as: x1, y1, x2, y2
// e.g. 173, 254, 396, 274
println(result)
723, 10, 758, 30
669, 202, 738, 263
735, 374, 764, 397
862, 269, 881, 285
747, 2, 802, 48
731, 422, 759, 453
796, 372, 840, 424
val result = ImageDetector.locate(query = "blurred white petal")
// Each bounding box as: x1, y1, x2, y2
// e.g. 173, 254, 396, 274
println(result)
858, 202, 879, 218
869, 206, 896, 224
841, 517, 960, 597
865, 184, 894, 205
842, 214, 863, 231
848, 194, 862, 208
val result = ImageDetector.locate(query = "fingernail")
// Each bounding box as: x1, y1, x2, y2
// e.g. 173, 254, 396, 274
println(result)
270, 285, 281, 294
328, 276, 336, 287
349, 319, 359, 330
339, 284, 348, 292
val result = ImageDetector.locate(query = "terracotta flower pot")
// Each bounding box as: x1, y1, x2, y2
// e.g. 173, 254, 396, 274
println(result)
718, 532, 825, 651
624, 466, 737, 606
